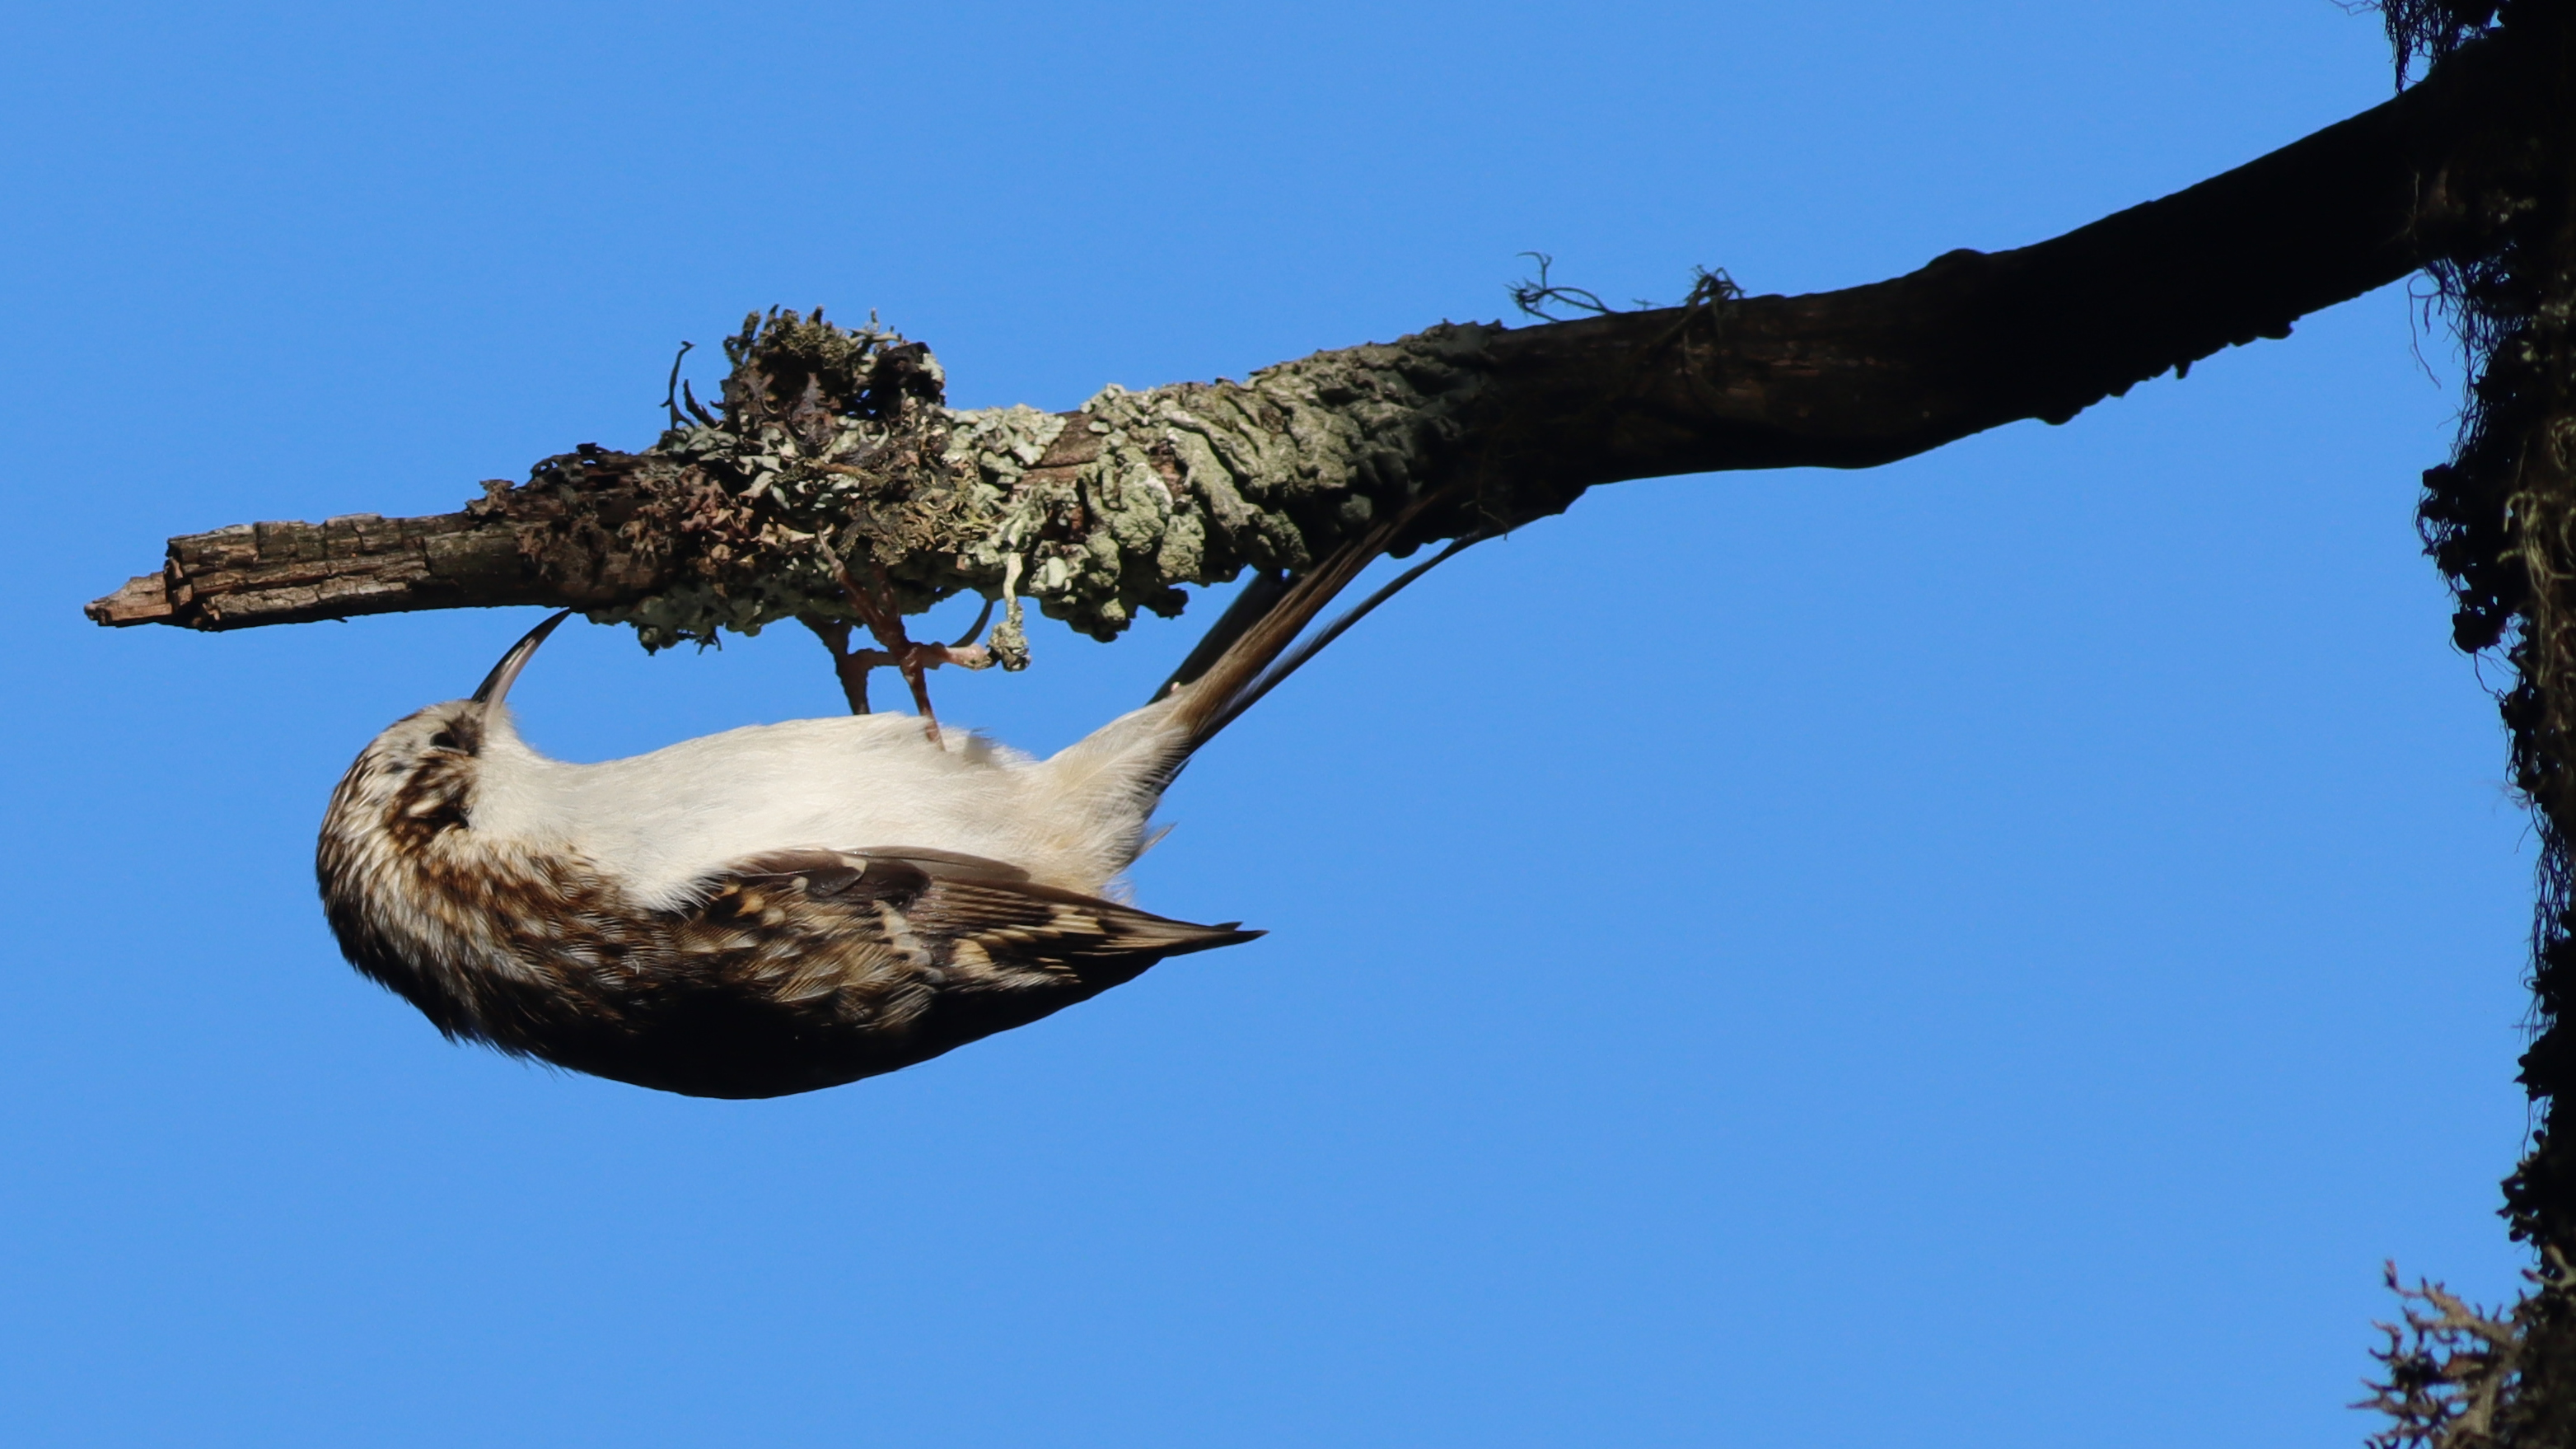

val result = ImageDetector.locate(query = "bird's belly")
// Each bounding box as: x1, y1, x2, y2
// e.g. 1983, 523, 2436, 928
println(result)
473, 713, 1154, 905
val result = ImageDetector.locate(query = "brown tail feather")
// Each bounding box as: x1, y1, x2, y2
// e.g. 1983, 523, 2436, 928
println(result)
1158, 497, 1472, 750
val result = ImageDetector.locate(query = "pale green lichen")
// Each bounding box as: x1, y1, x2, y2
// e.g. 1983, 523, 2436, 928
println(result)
516, 309, 1498, 663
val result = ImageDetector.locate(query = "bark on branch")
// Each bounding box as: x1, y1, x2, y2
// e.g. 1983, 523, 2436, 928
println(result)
86, 38, 2527, 651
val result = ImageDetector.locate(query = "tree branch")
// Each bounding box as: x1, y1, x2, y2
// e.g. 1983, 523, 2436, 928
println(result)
86, 37, 2524, 649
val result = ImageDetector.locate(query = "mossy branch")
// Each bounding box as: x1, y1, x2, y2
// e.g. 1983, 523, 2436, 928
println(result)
87, 34, 2522, 660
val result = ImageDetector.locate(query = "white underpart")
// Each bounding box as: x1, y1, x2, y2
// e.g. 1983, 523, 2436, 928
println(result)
465, 699, 1191, 910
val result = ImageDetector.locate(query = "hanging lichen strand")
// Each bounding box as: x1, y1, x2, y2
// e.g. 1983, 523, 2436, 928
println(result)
479, 308, 1496, 660
2406, 3, 2576, 1445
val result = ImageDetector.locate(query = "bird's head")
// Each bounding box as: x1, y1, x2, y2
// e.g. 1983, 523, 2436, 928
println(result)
315, 610, 584, 1048
321, 610, 570, 849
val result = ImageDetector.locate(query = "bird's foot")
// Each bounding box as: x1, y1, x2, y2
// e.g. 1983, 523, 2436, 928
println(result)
806, 554, 998, 746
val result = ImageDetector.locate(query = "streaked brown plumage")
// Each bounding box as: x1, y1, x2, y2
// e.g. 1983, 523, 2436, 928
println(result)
321, 795, 1251, 1096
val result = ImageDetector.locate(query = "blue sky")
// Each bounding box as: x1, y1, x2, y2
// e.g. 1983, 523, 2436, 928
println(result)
0, 3, 2533, 1445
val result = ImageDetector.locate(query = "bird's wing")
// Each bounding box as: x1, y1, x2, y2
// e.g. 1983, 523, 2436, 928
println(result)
834, 845, 1034, 882
671, 846, 1260, 1025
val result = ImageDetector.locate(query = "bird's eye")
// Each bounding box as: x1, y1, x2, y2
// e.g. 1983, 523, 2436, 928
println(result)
427, 729, 460, 751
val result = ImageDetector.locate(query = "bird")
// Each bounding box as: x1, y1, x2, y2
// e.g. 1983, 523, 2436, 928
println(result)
316, 509, 1469, 1098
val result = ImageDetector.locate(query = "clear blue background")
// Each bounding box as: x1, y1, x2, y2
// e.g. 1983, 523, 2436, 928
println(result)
0, 3, 2533, 1445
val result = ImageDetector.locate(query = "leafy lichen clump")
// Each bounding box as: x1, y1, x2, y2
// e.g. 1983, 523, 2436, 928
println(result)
2363, 1260, 2576, 1449
479, 309, 1495, 661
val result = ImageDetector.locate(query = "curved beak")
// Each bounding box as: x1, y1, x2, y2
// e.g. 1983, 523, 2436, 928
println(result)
471, 609, 574, 712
